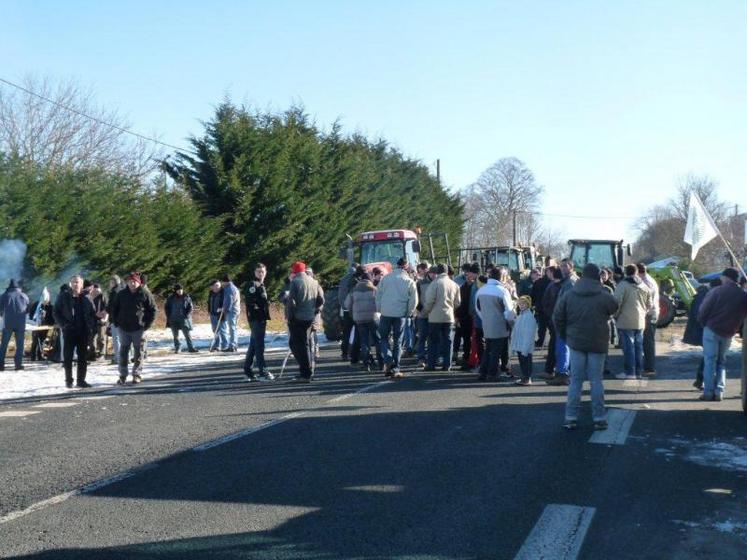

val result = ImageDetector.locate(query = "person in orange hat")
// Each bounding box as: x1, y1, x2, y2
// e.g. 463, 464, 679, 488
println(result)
286, 261, 324, 382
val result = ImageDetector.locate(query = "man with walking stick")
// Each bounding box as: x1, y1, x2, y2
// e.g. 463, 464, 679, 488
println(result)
208, 280, 227, 352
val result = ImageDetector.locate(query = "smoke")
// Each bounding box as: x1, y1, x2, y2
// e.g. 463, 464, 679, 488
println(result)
0, 239, 27, 287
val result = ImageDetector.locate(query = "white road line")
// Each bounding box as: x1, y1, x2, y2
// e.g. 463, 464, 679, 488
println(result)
621, 379, 648, 388
78, 395, 114, 401
0, 410, 42, 418
32, 402, 81, 408
514, 504, 596, 560
589, 409, 637, 445
0, 463, 158, 526
193, 380, 392, 452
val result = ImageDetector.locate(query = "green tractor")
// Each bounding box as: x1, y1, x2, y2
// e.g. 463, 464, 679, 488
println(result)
567, 239, 695, 328
457, 246, 530, 284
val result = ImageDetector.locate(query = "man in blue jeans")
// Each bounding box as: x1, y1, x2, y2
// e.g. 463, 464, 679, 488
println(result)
243, 263, 274, 381
0, 279, 29, 371
423, 263, 461, 372
221, 274, 241, 352
547, 259, 578, 386
553, 263, 618, 430
375, 258, 418, 378
697, 267, 747, 401
414, 262, 433, 367
613, 265, 651, 380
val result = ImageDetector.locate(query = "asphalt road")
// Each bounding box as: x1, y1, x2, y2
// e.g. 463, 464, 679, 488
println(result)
1, 339, 746, 559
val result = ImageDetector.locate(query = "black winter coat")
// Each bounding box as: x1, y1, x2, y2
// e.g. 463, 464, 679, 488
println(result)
165, 293, 193, 329
207, 289, 224, 317
111, 287, 157, 332
683, 286, 708, 346
53, 291, 96, 333
531, 276, 551, 316
245, 280, 270, 323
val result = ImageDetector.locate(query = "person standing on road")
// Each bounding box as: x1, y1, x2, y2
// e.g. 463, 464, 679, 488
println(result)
106, 275, 124, 365
345, 272, 382, 372
530, 268, 550, 347
613, 265, 652, 380
286, 261, 324, 382
243, 263, 274, 381
376, 257, 418, 378
553, 263, 619, 430
29, 288, 54, 361
637, 263, 659, 377
207, 280, 228, 352
697, 268, 747, 401
414, 262, 432, 368
165, 284, 198, 354
454, 265, 477, 370
88, 283, 108, 360
683, 281, 716, 389
111, 272, 157, 385
546, 259, 578, 386
423, 263, 461, 372
510, 295, 538, 385
0, 279, 30, 371
53, 275, 97, 388
476, 267, 515, 381
338, 264, 360, 363
221, 274, 241, 352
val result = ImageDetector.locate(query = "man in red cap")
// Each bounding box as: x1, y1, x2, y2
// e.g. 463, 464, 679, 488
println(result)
111, 272, 157, 384
286, 261, 324, 382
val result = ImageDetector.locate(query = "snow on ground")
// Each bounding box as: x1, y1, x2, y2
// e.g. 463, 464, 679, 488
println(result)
0, 324, 334, 402
655, 436, 747, 474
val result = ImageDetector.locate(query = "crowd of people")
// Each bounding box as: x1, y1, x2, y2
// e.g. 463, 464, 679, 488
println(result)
2, 256, 747, 429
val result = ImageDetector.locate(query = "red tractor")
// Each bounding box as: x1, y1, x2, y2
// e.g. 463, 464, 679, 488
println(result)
322, 229, 451, 340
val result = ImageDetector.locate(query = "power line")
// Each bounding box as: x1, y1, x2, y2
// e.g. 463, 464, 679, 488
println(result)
517, 210, 637, 220
0, 76, 188, 153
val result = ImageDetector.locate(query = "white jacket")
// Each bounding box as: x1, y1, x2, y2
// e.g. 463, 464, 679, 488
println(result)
510, 309, 537, 356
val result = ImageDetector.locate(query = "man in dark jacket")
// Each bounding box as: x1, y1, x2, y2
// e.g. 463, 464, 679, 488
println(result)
106, 275, 124, 365
530, 268, 550, 346
338, 264, 360, 362
684, 282, 715, 389
207, 280, 228, 352
243, 263, 274, 381
0, 279, 30, 371
454, 265, 477, 369
541, 267, 562, 381
165, 283, 197, 354
53, 275, 97, 388
697, 267, 747, 401
286, 261, 324, 382
88, 283, 108, 360
111, 271, 157, 384
553, 263, 618, 430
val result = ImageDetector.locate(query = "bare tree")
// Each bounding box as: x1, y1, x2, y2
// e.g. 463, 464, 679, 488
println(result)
462, 157, 544, 247
0, 75, 161, 177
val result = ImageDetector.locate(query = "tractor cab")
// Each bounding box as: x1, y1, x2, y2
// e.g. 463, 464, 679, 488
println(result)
458, 246, 528, 283
567, 239, 628, 271
356, 230, 421, 274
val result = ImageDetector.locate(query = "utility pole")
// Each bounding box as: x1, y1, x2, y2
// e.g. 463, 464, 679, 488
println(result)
512, 210, 517, 246
436, 159, 441, 184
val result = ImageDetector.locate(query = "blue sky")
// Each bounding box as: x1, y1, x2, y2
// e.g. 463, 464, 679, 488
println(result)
3, 0, 745, 241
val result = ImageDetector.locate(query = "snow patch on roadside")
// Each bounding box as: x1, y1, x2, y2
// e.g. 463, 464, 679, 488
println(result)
655, 437, 747, 473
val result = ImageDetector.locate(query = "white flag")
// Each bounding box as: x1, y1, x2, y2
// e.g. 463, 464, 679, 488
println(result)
683, 193, 719, 260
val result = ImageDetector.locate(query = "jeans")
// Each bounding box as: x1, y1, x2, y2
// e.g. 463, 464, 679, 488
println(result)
357, 321, 382, 367
403, 318, 416, 353
118, 329, 144, 379
110, 324, 121, 363
545, 324, 556, 374
224, 309, 239, 350
289, 319, 314, 378
555, 334, 570, 375
0, 327, 25, 368
702, 327, 730, 397
416, 317, 429, 361
566, 349, 607, 422
244, 320, 266, 374
643, 321, 656, 372
171, 324, 195, 352
619, 329, 643, 375
62, 328, 89, 384
427, 322, 454, 370
210, 314, 228, 350
480, 337, 507, 377
517, 352, 533, 380
454, 316, 472, 364
379, 316, 406, 371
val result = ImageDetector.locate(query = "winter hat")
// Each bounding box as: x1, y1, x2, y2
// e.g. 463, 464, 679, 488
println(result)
469, 263, 480, 274
291, 261, 306, 274
428, 265, 439, 274
722, 267, 740, 282
582, 263, 601, 279
174, 283, 183, 291
7, 279, 18, 289
127, 271, 141, 283
519, 295, 532, 308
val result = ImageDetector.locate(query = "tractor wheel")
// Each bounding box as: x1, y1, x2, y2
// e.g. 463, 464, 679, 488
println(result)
322, 288, 342, 341
656, 294, 677, 328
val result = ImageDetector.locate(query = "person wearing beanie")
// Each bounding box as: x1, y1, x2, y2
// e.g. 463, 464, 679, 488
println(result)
510, 295, 538, 385
338, 263, 361, 364
221, 273, 241, 352
613, 264, 652, 380
696, 267, 747, 401
0, 279, 30, 371
344, 271, 382, 372
553, 262, 618, 430
111, 271, 157, 384
286, 261, 325, 382
165, 283, 197, 354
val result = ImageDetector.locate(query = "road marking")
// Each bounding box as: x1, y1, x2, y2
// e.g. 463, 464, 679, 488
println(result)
621, 379, 648, 388
514, 504, 596, 560
193, 380, 392, 452
589, 409, 637, 445
0, 463, 158, 526
78, 395, 114, 401
32, 402, 81, 408
0, 410, 42, 418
